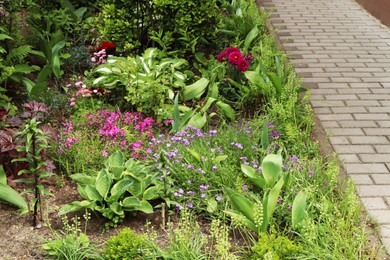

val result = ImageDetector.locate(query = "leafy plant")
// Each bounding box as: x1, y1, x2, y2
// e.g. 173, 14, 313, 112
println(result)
251, 228, 302, 259
92, 48, 192, 118
42, 213, 102, 260
59, 151, 164, 228
12, 111, 55, 226
0, 165, 28, 212
102, 228, 146, 260
224, 153, 307, 233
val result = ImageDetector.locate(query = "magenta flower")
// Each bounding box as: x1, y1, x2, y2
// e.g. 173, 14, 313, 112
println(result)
217, 51, 229, 62
102, 150, 108, 157
228, 51, 243, 65
226, 47, 240, 53
236, 57, 249, 71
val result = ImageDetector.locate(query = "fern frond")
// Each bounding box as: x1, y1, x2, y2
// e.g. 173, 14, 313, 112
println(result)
6, 45, 32, 65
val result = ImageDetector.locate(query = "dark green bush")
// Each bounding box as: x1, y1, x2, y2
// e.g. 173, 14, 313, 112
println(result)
93, 0, 221, 55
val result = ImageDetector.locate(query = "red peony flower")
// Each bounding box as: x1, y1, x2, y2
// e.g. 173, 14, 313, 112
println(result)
96, 41, 116, 54
236, 58, 249, 71
228, 51, 243, 65
217, 51, 228, 62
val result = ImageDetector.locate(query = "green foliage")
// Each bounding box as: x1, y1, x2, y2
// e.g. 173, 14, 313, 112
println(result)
225, 154, 307, 233
93, 0, 221, 55
11, 103, 54, 226
42, 213, 102, 260
0, 165, 28, 212
102, 228, 146, 260
59, 151, 164, 228
93, 48, 192, 118
251, 229, 302, 259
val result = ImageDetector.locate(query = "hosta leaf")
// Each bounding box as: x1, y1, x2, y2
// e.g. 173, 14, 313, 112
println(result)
95, 169, 112, 199
108, 179, 133, 202
59, 200, 94, 215
122, 197, 141, 208
85, 185, 102, 201
143, 186, 162, 201
216, 101, 235, 120
106, 151, 125, 168
135, 201, 154, 214
70, 173, 96, 185
207, 199, 218, 213
77, 184, 88, 200
109, 202, 124, 216
127, 178, 144, 197
0, 166, 6, 185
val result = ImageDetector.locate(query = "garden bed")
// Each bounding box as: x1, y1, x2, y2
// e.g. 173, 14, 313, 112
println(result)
0, 0, 387, 259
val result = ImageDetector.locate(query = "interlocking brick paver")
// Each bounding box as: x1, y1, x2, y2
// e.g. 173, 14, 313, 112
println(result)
360, 197, 388, 210
263, 0, 390, 254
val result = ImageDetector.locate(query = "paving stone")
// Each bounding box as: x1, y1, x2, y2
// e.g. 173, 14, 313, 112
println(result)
349, 136, 389, 145
333, 145, 376, 154
345, 163, 388, 174
365, 209, 390, 224
338, 154, 361, 163
372, 175, 390, 185
357, 185, 390, 197
350, 174, 375, 185
360, 197, 388, 210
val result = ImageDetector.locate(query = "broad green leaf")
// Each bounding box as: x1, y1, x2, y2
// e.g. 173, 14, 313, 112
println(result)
225, 187, 255, 222
262, 154, 283, 187
59, 200, 94, 215
264, 177, 284, 227
266, 72, 283, 96
216, 101, 235, 120
187, 112, 207, 129
95, 169, 112, 199
200, 97, 217, 113
244, 70, 264, 86
85, 185, 102, 201
52, 55, 61, 79
143, 186, 161, 201
292, 191, 307, 229
215, 155, 228, 163
127, 178, 144, 197
106, 151, 125, 168
70, 173, 96, 185
135, 201, 154, 214
241, 164, 265, 188
244, 25, 259, 51
108, 179, 133, 202
0, 183, 28, 210
0, 166, 6, 185
182, 78, 209, 101
109, 202, 124, 216
122, 197, 141, 207
224, 210, 258, 232
77, 184, 89, 200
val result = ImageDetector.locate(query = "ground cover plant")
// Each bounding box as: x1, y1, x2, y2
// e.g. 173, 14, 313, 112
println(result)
0, 0, 386, 259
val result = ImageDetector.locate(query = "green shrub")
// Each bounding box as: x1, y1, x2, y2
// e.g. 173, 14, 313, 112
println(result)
102, 228, 145, 260
251, 229, 302, 259
93, 0, 221, 55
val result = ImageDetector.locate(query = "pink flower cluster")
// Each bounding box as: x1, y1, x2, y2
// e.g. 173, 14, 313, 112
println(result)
217, 47, 253, 72
65, 81, 105, 107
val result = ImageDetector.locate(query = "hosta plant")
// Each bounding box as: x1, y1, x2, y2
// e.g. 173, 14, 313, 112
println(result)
59, 151, 164, 228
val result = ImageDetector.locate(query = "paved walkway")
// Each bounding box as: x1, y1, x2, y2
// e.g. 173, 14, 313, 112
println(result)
261, 0, 390, 255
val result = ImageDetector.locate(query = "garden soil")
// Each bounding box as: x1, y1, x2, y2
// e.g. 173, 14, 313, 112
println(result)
2, 1, 390, 259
